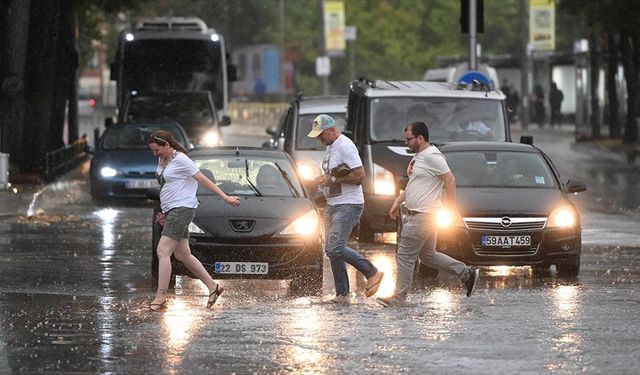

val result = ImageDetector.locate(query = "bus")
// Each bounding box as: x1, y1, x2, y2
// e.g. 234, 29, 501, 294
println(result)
110, 17, 236, 123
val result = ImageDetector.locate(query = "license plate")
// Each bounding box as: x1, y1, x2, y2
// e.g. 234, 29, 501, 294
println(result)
481, 235, 531, 247
214, 262, 268, 274
125, 179, 158, 189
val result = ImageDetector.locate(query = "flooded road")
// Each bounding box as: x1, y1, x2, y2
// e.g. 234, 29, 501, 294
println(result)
1, 124, 639, 373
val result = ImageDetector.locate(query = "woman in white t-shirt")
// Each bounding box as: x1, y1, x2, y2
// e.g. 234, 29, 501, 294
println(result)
147, 130, 240, 311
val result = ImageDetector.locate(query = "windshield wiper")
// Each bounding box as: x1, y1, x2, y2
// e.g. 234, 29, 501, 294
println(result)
371, 139, 406, 144
274, 162, 300, 198
244, 159, 262, 197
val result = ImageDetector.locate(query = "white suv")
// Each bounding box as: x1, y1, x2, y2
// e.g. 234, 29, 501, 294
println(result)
345, 79, 510, 240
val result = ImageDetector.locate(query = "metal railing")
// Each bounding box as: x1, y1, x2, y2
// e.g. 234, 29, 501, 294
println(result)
42, 138, 89, 180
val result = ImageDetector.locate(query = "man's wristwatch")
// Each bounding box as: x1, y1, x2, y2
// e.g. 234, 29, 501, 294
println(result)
330, 175, 337, 183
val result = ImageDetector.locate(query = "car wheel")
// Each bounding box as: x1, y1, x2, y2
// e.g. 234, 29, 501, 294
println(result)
556, 259, 580, 278
531, 264, 550, 277
290, 269, 323, 296
358, 219, 375, 243
90, 183, 105, 203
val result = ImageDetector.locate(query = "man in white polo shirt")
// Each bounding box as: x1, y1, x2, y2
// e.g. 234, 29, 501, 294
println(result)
308, 114, 384, 302
377, 121, 479, 306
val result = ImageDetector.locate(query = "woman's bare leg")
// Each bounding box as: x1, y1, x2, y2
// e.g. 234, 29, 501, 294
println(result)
173, 239, 218, 293
153, 235, 178, 305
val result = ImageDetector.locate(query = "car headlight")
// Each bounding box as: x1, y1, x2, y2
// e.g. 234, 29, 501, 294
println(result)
547, 206, 577, 228
373, 163, 395, 195
100, 167, 118, 178
188, 221, 205, 234
435, 207, 464, 229
296, 160, 322, 181
280, 210, 320, 236
200, 131, 221, 147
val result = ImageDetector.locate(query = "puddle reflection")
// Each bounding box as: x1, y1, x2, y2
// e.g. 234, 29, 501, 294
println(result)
94, 208, 119, 251
284, 306, 323, 370
545, 284, 582, 371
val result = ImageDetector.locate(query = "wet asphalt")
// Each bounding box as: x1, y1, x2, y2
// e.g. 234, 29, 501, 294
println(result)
0, 123, 639, 374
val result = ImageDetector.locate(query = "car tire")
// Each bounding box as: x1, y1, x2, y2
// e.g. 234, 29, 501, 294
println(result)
531, 264, 550, 277
556, 258, 580, 278
358, 219, 375, 243
290, 269, 323, 296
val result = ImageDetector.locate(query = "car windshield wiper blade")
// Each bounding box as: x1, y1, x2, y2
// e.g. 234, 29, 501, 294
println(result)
244, 159, 262, 197
274, 162, 300, 198
371, 139, 406, 144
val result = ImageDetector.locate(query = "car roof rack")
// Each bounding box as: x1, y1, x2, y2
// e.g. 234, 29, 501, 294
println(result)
135, 17, 208, 33
358, 77, 376, 88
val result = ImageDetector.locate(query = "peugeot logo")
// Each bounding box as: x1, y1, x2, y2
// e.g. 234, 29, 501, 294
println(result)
500, 217, 512, 228
230, 220, 255, 232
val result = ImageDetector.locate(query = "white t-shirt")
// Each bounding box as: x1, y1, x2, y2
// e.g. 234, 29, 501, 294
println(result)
320, 134, 364, 206
404, 145, 450, 213
157, 152, 200, 213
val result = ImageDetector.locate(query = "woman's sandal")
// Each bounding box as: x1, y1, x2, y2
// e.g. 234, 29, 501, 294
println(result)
207, 284, 224, 308
149, 300, 167, 312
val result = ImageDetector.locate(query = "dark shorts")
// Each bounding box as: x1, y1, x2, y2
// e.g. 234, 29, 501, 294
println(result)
162, 207, 196, 241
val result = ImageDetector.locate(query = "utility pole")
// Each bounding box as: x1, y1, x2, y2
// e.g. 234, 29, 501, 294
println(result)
468, 0, 477, 70
279, 0, 286, 101
520, 0, 530, 129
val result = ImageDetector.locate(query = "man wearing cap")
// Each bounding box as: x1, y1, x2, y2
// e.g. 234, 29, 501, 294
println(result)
308, 114, 384, 302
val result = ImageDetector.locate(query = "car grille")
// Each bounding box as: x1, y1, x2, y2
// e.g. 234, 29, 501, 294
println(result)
464, 217, 545, 257
464, 217, 547, 231
473, 244, 539, 256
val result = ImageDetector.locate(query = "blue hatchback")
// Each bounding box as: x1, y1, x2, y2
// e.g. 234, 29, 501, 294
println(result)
89, 122, 191, 200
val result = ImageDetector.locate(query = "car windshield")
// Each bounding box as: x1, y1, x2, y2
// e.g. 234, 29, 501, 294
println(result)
125, 94, 215, 128
296, 112, 346, 150
194, 156, 303, 197
445, 151, 557, 188
370, 97, 506, 143
102, 124, 187, 150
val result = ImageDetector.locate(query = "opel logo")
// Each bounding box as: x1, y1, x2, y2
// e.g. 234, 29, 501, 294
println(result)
500, 217, 512, 228
230, 220, 255, 232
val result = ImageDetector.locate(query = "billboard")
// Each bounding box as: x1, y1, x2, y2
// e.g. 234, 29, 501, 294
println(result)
323, 1, 346, 57
530, 0, 555, 51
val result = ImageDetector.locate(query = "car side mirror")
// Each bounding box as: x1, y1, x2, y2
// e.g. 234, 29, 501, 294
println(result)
266, 127, 278, 136
520, 135, 533, 145
565, 179, 586, 193
220, 115, 231, 126
104, 117, 114, 127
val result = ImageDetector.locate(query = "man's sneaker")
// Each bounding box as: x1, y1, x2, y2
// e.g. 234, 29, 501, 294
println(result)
464, 267, 480, 297
375, 295, 405, 307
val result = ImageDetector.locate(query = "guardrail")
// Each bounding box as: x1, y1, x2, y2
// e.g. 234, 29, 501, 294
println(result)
42, 138, 89, 180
